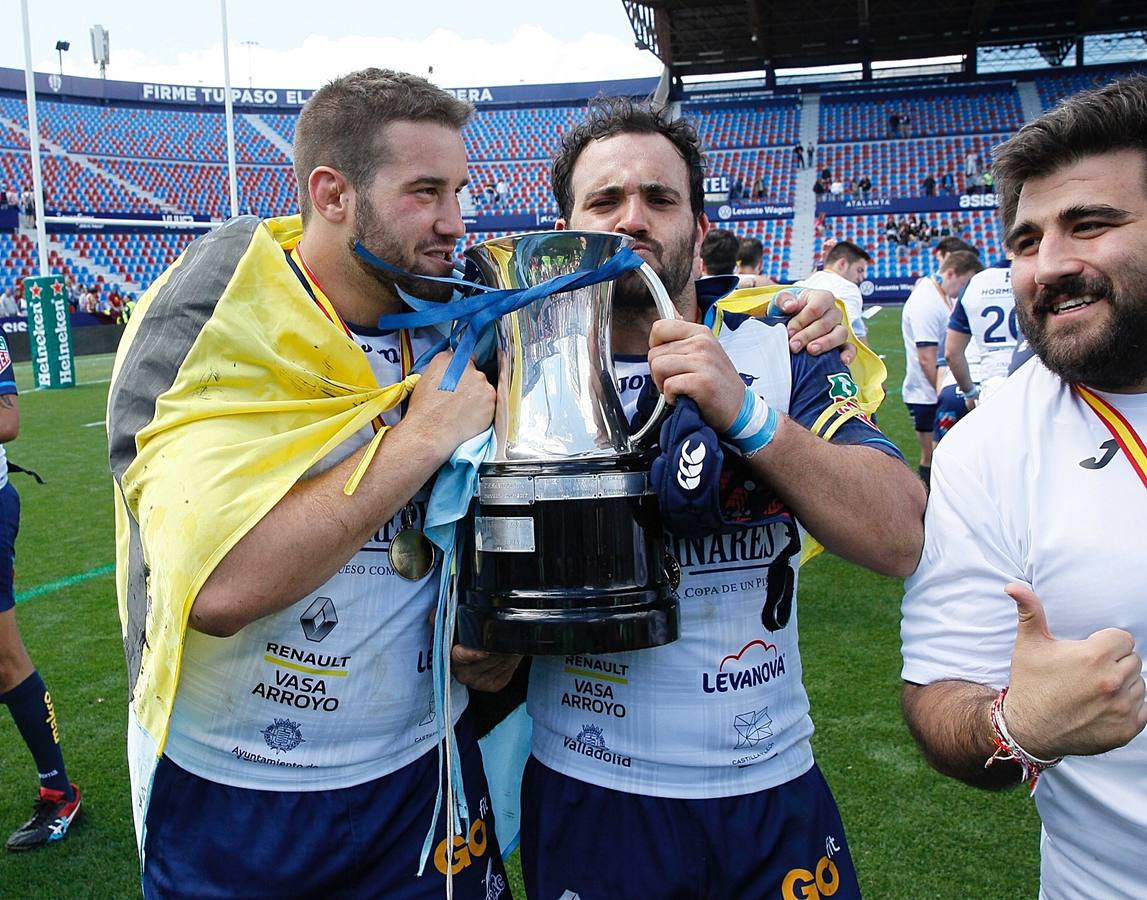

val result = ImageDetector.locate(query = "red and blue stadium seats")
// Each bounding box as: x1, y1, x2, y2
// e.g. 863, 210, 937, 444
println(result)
0, 64, 1141, 294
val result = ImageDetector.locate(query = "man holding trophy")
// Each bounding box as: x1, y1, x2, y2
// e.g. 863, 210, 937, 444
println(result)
109, 69, 855, 897
510, 100, 927, 899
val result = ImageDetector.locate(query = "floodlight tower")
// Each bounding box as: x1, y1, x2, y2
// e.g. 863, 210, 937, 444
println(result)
54, 40, 69, 77
90, 24, 110, 79
240, 40, 258, 87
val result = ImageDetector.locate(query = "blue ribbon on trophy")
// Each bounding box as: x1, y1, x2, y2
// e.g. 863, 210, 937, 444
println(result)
354, 238, 648, 877
356, 240, 645, 388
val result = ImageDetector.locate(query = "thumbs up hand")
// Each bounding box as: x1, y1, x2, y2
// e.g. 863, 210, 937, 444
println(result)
1003, 583, 1147, 760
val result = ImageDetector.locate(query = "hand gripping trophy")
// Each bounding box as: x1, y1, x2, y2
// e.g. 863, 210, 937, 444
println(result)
457, 231, 680, 655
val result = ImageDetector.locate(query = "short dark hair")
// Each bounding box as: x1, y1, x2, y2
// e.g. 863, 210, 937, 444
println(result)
551, 96, 706, 221
940, 249, 983, 277
737, 237, 763, 270
934, 236, 974, 257
700, 228, 740, 275
823, 239, 871, 268
994, 75, 1147, 234
293, 68, 472, 223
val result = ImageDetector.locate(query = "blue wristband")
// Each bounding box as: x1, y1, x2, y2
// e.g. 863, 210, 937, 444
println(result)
724, 386, 780, 456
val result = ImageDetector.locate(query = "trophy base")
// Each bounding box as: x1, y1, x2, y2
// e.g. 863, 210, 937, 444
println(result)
458, 587, 678, 656
459, 455, 678, 656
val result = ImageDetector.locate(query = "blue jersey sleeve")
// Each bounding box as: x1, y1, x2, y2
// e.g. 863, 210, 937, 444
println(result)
0, 334, 16, 395
788, 350, 903, 460
948, 298, 971, 334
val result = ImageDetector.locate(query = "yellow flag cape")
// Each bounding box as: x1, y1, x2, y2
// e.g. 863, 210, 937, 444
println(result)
710, 284, 889, 565
108, 215, 417, 764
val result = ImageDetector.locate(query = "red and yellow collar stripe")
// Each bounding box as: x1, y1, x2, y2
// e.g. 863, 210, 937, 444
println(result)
1075, 384, 1147, 490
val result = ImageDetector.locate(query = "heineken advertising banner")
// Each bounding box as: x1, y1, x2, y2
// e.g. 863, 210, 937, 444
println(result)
23, 275, 75, 389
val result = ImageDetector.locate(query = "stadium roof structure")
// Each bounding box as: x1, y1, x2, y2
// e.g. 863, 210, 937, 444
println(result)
621, 0, 1147, 78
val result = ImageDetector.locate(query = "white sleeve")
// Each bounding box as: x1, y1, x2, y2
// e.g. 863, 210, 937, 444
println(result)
841, 284, 867, 338
900, 447, 1026, 688
798, 274, 867, 338
905, 288, 941, 345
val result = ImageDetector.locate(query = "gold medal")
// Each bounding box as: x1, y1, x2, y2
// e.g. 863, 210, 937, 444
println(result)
389, 504, 435, 581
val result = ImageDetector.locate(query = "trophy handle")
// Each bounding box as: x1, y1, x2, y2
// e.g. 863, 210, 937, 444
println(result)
627, 261, 678, 446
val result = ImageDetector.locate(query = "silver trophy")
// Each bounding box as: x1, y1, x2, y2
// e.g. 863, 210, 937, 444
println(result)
457, 230, 680, 655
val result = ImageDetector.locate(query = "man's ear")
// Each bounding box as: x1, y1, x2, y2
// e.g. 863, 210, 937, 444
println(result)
308, 167, 351, 225
691, 212, 711, 270
554, 218, 568, 231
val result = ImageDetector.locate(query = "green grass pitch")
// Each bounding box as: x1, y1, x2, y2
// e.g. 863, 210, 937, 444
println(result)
0, 309, 1041, 897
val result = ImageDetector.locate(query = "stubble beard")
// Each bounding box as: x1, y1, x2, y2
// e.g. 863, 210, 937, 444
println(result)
611, 231, 697, 326
1017, 270, 1147, 391
350, 200, 455, 303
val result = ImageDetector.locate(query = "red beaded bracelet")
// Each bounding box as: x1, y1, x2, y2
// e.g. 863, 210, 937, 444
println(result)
985, 686, 1063, 795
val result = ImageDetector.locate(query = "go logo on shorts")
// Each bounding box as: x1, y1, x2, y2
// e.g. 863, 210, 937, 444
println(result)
781, 854, 841, 900
433, 817, 488, 876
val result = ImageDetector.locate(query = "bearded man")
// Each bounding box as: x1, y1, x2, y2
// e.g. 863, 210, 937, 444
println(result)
107, 68, 508, 898
516, 97, 925, 900
901, 75, 1147, 899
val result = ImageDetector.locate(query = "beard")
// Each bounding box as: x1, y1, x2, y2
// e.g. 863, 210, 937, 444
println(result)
612, 230, 697, 315
349, 199, 455, 302
1017, 270, 1147, 390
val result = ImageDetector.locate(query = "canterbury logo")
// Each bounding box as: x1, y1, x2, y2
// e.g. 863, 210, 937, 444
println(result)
676, 440, 706, 491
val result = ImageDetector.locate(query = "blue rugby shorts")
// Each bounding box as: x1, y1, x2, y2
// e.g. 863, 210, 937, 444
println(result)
905, 401, 939, 433
143, 713, 507, 899
521, 755, 860, 900
0, 481, 19, 613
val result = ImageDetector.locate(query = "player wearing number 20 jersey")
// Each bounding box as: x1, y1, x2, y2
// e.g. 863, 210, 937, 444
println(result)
948, 264, 1019, 386
935, 265, 1019, 442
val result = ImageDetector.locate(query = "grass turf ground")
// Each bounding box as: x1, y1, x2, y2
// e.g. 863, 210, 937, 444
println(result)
0, 308, 1041, 898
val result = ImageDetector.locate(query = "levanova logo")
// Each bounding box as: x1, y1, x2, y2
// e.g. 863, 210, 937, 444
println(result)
702, 639, 787, 694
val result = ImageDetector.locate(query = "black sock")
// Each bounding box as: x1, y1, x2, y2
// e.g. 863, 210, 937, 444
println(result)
917, 465, 931, 488
1, 670, 73, 798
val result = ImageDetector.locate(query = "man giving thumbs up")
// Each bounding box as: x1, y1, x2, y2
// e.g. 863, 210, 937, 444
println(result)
900, 75, 1147, 900
1003, 584, 1146, 761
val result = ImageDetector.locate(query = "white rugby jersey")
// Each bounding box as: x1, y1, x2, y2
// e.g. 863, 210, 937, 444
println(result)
902, 361, 1147, 899
948, 266, 1017, 385
529, 304, 900, 798
165, 325, 467, 790
901, 277, 951, 404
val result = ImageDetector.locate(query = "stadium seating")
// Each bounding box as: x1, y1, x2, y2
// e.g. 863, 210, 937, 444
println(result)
707, 147, 797, 204
818, 84, 1024, 141
3, 64, 1143, 297
464, 106, 586, 161
814, 209, 1005, 279
681, 99, 801, 150
815, 134, 1008, 198
0, 230, 200, 300
1033, 67, 1147, 111
808, 82, 1025, 277
739, 218, 794, 280
0, 96, 290, 165
467, 160, 555, 216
